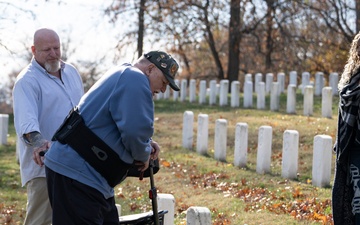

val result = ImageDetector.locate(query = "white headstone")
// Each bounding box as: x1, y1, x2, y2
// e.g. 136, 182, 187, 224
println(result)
189, 79, 196, 103
157, 193, 175, 225
219, 80, 229, 106
156, 92, 163, 100
243, 81, 253, 108
255, 73, 263, 93
173, 79, 180, 101
244, 74, 252, 91
289, 71, 297, 86
209, 80, 217, 105
163, 86, 170, 99
257, 82, 265, 110
329, 72, 339, 96
231, 81, 240, 107
312, 135, 332, 187
196, 114, 209, 155
322, 87, 333, 118
0, 114, 9, 145
256, 126, 272, 174
245, 73, 252, 83
199, 80, 207, 104
186, 207, 211, 225
116, 204, 121, 216
214, 119, 227, 162
286, 85, 296, 114
182, 111, 194, 149
234, 123, 248, 168
180, 79, 187, 102
265, 73, 274, 94
270, 82, 279, 111
277, 72, 285, 94
303, 85, 313, 116
301, 72, 310, 94
315, 72, 324, 96
282, 130, 299, 179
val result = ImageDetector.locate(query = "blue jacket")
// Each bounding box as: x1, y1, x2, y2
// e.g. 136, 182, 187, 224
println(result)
45, 63, 154, 198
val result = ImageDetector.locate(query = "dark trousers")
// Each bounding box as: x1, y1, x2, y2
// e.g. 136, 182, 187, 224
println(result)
45, 166, 120, 225
349, 149, 360, 225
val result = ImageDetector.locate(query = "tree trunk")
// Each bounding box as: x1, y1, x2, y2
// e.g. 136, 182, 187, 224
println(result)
137, 0, 146, 58
227, 0, 241, 91
203, 0, 224, 81
265, 0, 275, 70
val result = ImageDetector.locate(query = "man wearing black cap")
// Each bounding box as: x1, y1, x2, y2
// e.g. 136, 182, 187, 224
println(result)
44, 50, 180, 224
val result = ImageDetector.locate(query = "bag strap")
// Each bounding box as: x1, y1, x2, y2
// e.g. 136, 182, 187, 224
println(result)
52, 108, 132, 187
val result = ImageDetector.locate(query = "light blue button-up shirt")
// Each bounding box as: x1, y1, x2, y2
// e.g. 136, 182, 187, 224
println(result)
13, 58, 84, 186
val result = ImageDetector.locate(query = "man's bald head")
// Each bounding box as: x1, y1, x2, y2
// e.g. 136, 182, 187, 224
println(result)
31, 28, 62, 74
33, 28, 60, 47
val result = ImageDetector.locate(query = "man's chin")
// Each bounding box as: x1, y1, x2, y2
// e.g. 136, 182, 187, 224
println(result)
152, 92, 158, 99
45, 62, 60, 73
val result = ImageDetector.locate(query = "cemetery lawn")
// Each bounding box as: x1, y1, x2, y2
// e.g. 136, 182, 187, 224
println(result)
1, 94, 337, 224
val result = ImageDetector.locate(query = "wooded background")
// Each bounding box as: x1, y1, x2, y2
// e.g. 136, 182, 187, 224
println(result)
1, 0, 360, 112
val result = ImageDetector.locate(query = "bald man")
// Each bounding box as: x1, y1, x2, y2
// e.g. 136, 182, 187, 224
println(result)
13, 28, 84, 225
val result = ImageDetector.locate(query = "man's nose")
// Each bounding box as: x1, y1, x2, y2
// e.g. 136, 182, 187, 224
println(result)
50, 48, 58, 56
161, 85, 167, 93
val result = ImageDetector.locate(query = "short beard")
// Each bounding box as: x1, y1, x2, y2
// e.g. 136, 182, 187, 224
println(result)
44, 60, 60, 73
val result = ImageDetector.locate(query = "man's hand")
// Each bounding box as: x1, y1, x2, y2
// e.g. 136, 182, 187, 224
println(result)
150, 140, 160, 160
23, 132, 50, 167
133, 139, 161, 173
133, 159, 150, 172
32, 141, 51, 166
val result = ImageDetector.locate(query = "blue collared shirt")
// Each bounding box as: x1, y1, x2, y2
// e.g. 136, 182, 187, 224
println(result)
13, 58, 84, 186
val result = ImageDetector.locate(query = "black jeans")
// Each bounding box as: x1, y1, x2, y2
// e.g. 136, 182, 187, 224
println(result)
45, 166, 119, 225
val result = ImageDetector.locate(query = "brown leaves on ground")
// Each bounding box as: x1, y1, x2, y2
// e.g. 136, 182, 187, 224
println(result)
165, 160, 333, 225
0, 203, 19, 225
116, 159, 333, 224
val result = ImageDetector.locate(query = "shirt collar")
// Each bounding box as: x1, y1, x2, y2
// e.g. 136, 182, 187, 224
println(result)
31, 57, 65, 77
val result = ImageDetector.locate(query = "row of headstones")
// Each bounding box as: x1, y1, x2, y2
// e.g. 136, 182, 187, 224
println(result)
0, 111, 333, 188
156, 74, 338, 117
182, 111, 332, 188
117, 194, 211, 225
0, 83, 336, 151
160, 71, 339, 98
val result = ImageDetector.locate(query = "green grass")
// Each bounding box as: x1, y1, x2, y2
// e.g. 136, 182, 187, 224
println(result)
0, 114, 27, 224
0, 93, 338, 224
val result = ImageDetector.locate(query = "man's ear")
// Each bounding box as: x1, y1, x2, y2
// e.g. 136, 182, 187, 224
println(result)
146, 64, 155, 76
31, 46, 36, 55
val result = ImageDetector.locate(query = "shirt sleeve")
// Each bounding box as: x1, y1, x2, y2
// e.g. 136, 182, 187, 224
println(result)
13, 77, 41, 137
109, 70, 154, 163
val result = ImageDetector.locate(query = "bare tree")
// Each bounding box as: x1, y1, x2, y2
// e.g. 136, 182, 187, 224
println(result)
105, 1, 147, 60
105, 0, 230, 81
297, 0, 356, 43
103, 0, 358, 87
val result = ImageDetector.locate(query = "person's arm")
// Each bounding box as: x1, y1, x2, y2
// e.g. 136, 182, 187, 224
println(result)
110, 70, 154, 165
23, 131, 50, 166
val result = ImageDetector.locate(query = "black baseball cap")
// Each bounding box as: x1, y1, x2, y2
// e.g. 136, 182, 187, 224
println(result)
144, 50, 180, 91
